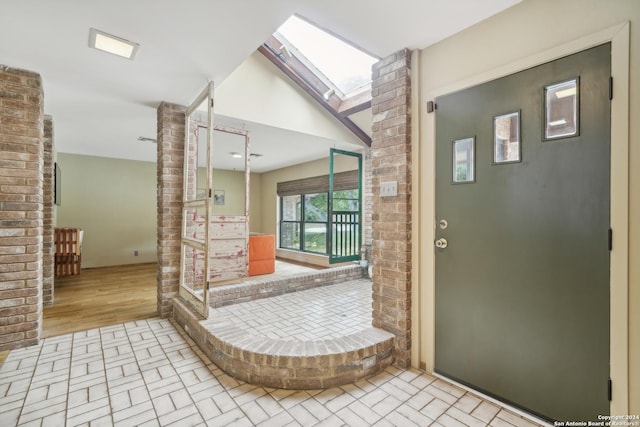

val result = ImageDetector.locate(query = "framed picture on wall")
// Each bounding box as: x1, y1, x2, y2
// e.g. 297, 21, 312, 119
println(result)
213, 190, 225, 206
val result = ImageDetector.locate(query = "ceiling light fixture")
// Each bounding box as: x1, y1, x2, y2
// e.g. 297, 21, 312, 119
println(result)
89, 28, 139, 60
230, 152, 242, 158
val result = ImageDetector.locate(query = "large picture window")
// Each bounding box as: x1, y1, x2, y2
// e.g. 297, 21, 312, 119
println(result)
278, 170, 359, 256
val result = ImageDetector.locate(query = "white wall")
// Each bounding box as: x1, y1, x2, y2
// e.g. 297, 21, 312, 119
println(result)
414, 0, 639, 413
216, 51, 363, 145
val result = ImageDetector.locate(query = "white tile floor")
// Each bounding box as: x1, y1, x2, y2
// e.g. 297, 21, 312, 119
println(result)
212, 279, 371, 341
0, 318, 547, 427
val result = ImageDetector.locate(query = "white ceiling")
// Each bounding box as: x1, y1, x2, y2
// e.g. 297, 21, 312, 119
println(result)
0, 0, 520, 172
190, 114, 370, 173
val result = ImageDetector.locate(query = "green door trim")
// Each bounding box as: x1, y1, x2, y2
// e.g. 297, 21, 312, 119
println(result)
328, 148, 363, 264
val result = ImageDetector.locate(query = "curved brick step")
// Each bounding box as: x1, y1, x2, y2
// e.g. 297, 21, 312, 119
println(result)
172, 298, 395, 389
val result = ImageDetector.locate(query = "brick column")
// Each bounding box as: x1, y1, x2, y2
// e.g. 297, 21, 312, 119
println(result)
0, 65, 44, 351
157, 102, 185, 318
370, 49, 412, 368
42, 116, 54, 306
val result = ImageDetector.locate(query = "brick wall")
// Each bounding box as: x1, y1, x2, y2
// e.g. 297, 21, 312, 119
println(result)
156, 102, 185, 318
370, 49, 412, 368
0, 65, 44, 351
42, 116, 54, 306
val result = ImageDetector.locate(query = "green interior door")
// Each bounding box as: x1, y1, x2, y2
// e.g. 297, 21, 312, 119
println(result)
329, 148, 362, 264
434, 44, 611, 421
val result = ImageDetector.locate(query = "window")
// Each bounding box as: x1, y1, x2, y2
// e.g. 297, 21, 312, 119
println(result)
280, 195, 301, 250
277, 170, 360, 256
493, 111, 521, 163
275, 15, 377, 98
260, 15, 376, 146
544, 78, 579, 140
452, 137, 475, 183
280, 193, 328, 254
304, 193, 328, 253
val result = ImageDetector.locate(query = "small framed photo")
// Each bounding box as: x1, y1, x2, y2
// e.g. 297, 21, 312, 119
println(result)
544, 77, 579, 140
452, 137, 475, 184
493, 111, 521, 163
213, 190, 225, 205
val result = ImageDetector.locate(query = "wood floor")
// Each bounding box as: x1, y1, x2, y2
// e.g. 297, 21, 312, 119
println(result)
0, 260, 324, 365
41, 259, 321, 338
43, 263, 157, 338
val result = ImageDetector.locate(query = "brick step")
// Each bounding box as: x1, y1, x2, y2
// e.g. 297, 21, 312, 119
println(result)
172, 298, 395, 389
209, 264, 365, 308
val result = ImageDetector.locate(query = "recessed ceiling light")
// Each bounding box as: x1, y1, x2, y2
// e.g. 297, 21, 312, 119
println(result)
230, 152, 242, 158
89, 28, 139, 60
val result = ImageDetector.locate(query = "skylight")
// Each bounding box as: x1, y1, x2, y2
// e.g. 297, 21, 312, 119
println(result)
276, 16, 377, 97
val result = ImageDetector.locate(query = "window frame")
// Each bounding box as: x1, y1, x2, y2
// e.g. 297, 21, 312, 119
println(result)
279, 193, 329, 255
272, 17, 376, 100
258, 14, 377, 146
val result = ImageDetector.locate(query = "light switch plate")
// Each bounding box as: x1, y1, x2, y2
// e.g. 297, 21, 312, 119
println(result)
380, 181, 398, 197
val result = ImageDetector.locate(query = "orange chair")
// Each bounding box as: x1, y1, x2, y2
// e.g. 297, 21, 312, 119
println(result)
248, 234, 275, 276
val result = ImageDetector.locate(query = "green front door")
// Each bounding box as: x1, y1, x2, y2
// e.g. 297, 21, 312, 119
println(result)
434, 44, 611, 421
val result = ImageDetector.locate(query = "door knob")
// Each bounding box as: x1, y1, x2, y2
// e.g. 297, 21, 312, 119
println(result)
435, 238, 448, 249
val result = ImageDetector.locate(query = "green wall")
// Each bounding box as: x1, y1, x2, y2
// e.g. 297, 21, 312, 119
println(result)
56, 153, 157, 268
197, 168, 262, 219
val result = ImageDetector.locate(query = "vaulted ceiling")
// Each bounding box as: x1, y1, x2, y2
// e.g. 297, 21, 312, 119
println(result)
0, 0, 520, 172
